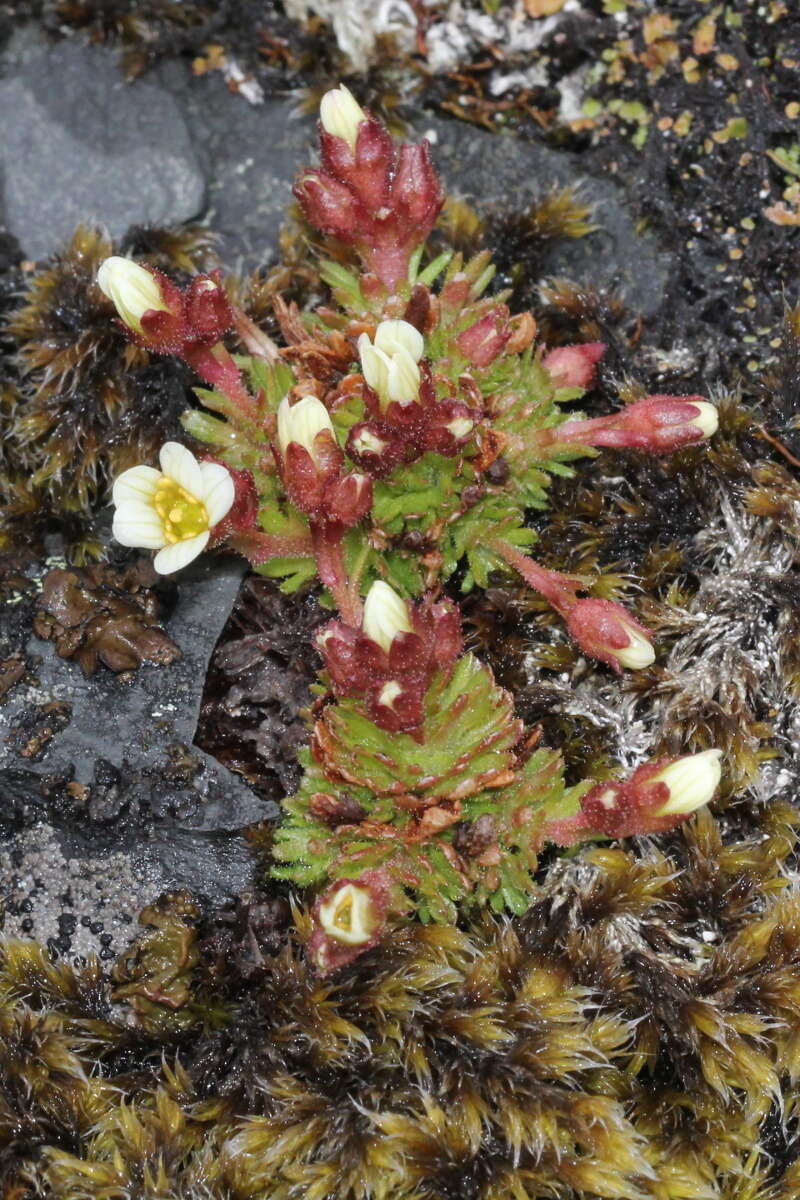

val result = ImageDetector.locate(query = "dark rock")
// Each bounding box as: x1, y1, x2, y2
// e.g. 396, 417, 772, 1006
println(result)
0, 552, 275, 952
0, 28, 205, 260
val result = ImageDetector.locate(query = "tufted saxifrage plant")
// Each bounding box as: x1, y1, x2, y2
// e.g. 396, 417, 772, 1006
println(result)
100, 84, 723, 971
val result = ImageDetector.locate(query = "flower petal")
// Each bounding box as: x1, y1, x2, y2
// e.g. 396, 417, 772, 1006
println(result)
112, 465, 162, 507
113, 505, 168, 549
159, 442, 202, 498
153, 531, 209, 574
199, 461, 235, 526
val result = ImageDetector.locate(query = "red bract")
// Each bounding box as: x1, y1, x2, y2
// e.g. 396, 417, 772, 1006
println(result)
308, 869, 393, 974
318, 596, 462, 734
554, 395, 718, 455
543, 342, 605, 389
456, 308, 512, 367
566, 597, 655, 674
295, 116, 444, 292
132, 269, 234, 355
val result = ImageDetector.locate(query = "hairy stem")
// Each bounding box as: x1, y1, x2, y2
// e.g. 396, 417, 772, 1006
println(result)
492, 539, 584, 617
311, 522, 362, 626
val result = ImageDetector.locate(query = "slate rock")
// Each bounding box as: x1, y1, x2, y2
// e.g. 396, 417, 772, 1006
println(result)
0, 28, 205, 260
0, 552, 273, 952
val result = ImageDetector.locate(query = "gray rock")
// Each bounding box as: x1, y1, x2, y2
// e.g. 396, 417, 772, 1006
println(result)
419, 115, 670, 318
0, 552, 274, 954
0, 29, 205, 259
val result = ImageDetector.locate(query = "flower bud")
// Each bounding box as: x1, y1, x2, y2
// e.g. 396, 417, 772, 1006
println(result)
566, 597, 655, 673
362, 581, 412, 653
308, 869, 392, 974
647, 749, 723, 817
554, 396, 720, 456
373, 319, 425, 363
277, 394, 335, 466
543, 342, 605, 389
97, 256, 169, 334
319, 84, 367, 153
456, 309, 511, 367
358, 331, 421, 409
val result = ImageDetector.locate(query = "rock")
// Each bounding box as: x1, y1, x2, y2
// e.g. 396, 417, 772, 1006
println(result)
418, 115, 671, 318
0, 551, 274, 955
0, 28, 205, 260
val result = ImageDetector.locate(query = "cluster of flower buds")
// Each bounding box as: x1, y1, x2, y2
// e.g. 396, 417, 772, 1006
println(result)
545, 749, 723, 845
295, 85, 443, 292
276, 394, 372, 527
97, 257, 233, 356
308, 868, 393, 974
346, 320, 477, 476
112, 442, 235, 574
543, 342, 606, 390
316, 580, 462, 732
552, 394, 720, 456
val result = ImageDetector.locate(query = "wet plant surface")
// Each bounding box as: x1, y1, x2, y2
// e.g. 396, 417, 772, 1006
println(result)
1, 1, 800, 1195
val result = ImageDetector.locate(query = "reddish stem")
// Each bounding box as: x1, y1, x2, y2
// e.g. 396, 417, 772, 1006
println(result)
311, 522, 362, 627
229, 530, 313, 565
183, 342, 258, 421
492, 539, 583, 617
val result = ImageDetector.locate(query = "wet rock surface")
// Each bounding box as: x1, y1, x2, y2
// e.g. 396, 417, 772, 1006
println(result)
0, 549, 273, 957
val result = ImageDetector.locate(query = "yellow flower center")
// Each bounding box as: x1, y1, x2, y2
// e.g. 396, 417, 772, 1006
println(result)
153, 478, 208, 544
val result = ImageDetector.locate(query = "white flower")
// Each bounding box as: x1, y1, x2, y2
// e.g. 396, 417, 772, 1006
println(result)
318, 882, 376, 945
689, 401, 720, 440
112, 442, 235, 575
652, 749, 723, 817
319, 84, 367, 153
447, 417, 474, 440
358, 319, 424, 410
97, 256, 169, 333
362, 581, 412, 653
277, 395, 335, 465
615, 620, 656, 670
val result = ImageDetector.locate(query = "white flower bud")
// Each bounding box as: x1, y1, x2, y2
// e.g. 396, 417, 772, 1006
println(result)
319, 84, 367, 153
277, 395, 335, 464
689, 401, 719, 440
447, 417, 474, 440
652, 749, 723, 816
615, 621, 656, 670
352, 429, 387, 456
318, 882, 376, 945
378, 681, 403, 708
358, 322, 422, 410
373, 319, 424, 363
97, 256, 168, 333
362, 581, 412, 653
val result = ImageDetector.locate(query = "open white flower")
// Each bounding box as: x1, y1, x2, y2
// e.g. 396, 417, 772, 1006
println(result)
97, 256, 169, 334
319, 84, 367, 152
363, 581, 413, 653
277, 395, 335, 465
652, 749, 723, 817
318, 882, 376, 945
112, 442, 235, 574
358, 319, 424, 409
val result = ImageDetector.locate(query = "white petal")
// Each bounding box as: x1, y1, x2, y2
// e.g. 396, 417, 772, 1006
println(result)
689, 401, 719, 439
199, 461, 235, 526
113, 510, 168, 549
112, 465, 162, 507
153, 531, 210, 574
159, 442, 202, 498
386, 348, 420, 405
374, 319, 424, 363
359, 341, 390, 397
